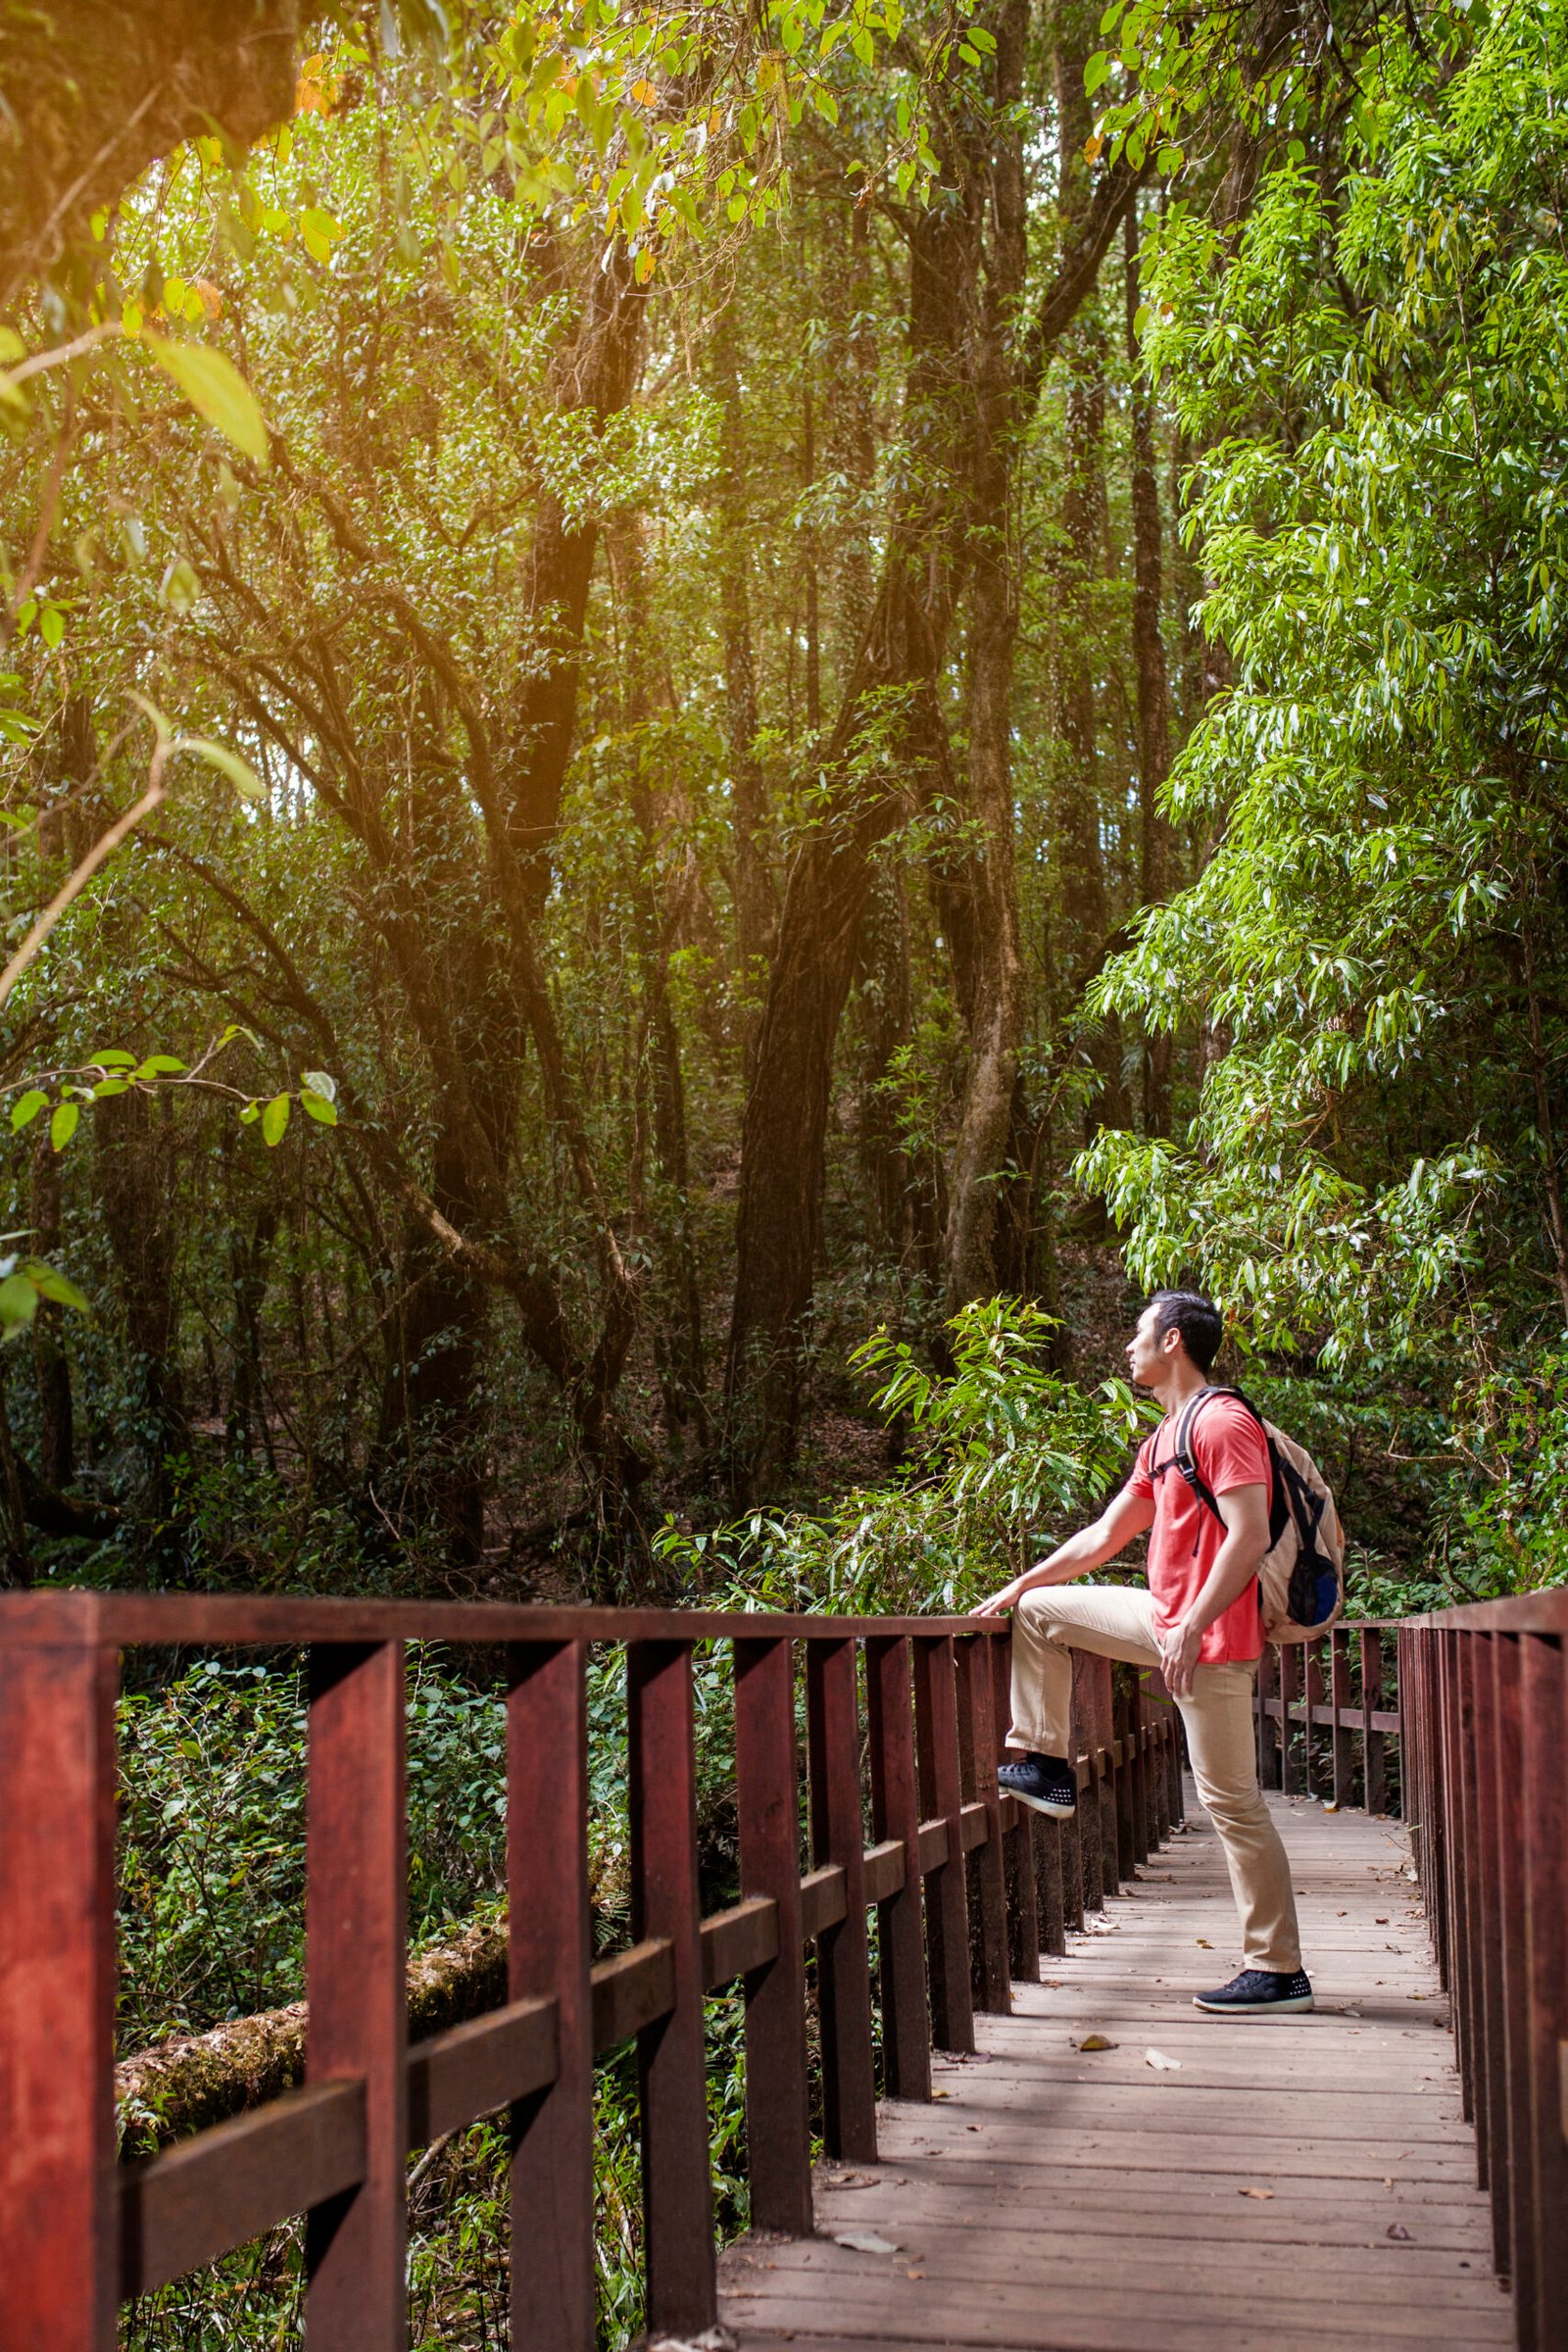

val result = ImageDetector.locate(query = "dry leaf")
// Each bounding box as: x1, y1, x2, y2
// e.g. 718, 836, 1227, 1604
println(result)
906, 2270, 925, 2279
1375, 1916, 1389, 1924
1382, 2177, 1395, 2188
1077, 2034, 1117, 2051
1195, 1937, 1212, 1948
1145, 2047, 1182, 2071
834, 2231, 900, 2255
1239, 2187, 1274, 2200
1387, 2224, 1411, 2241
825, 2172, 875, 2187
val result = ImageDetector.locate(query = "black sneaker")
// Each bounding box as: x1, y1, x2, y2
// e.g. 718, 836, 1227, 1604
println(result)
998, 1753, 1076, 1820
1193, 1968, 1314, 2015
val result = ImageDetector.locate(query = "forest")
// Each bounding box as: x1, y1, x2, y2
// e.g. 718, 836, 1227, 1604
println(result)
1, 0, 1565, 2337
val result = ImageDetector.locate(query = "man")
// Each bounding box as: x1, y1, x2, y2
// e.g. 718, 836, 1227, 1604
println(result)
973, 1290, 1312, 2014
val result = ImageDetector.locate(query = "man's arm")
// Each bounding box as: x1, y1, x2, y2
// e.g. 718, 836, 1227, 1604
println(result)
972, 1484, 1155, 1619
1156, 1481, 1269, 1697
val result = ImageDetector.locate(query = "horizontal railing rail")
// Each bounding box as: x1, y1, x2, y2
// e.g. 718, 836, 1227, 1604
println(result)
0, 1591, 1187, 2350
1397, 1592, 1567, 2352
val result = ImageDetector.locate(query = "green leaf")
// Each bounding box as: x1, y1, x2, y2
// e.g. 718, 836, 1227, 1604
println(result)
301, 1069, 337, 1103
38, 603, 65, 650
0, 1273, 38, 1334
1084, 49, 1111, 93
23, 1260, 88, 1312
145, 334, 270, 466
239, 1102, 262, 1126
10, 1089, 48, 1131
261, 1092, 291, 1147
178, 736, 264, 802
160, 557, 200, 614
49, 1101, 78, 1152
133, 1055, 187, 1079
301, 1090, 338, 1126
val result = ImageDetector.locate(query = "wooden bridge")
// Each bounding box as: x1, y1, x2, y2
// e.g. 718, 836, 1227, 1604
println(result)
0, 1591, 1561, 2351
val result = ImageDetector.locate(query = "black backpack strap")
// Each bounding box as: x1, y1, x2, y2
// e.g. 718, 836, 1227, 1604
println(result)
1168, 1388, 1226, 1530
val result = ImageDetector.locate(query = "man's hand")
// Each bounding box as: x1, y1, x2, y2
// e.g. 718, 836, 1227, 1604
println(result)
972, 1581, 1021, 1620
1158, 1613, 1202, 1699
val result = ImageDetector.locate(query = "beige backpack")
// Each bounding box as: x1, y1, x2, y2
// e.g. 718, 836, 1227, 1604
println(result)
1167, 1386, 1346, 1643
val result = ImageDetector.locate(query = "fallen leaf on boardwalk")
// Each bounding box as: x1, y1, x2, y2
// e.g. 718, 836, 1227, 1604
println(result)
1375, 1916, 1389, 1924
834, 2232, 901, 2255
1387, 2224, 1412, 2241
1145, 2048, 1182, 2070
1323, 1801, 1340, 1812
931, 2089, 954, 2098
1195, 1937, 1212, 1948
1239, 2187, 1274, 2200
1382, 2177, 1395, 2188
1343, 2008, 1362, 2019
965, 2124, 984, 2132
906, 2271, 925, 2280
1076, 2034, 1117, 2051
825, 2172, 875, 2187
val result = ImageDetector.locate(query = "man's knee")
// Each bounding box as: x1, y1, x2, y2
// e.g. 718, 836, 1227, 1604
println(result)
1191, 1778, 1270, 1833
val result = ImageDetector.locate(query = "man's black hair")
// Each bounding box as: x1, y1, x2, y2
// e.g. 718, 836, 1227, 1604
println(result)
1151, 1290, 1224, 1376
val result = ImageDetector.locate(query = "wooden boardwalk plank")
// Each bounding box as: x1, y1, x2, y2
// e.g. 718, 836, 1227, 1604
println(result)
719, 1787, 1510, 2352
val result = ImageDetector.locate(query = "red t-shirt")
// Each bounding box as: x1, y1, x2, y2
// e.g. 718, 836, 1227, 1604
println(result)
1127, 1393, 1271, 1663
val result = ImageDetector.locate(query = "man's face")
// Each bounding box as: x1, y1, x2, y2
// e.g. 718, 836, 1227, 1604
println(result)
1126, 1303, 1175, 1389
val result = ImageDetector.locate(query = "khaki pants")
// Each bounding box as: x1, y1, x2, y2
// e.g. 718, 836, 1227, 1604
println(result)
1009, 1583, 1302, 1975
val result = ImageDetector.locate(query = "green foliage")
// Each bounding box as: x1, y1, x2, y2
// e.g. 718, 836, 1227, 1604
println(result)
1081, 0, 1568, 1394
661, 1298, 1148, 1609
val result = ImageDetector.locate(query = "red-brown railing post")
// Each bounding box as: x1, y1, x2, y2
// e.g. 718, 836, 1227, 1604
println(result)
1127, 1679, 1150, 1868
991, 1632, 1039, 1984
1091, 1656, 1120, 1899
1330, 1628, 1352, 1807
508, 1638, 594, 2350
1259, 1644, 1280, 1789
0, 1598, 117, 2352
1489, 1633, 1532, 2327
1071, 1654, 1104, 1913
807, 1636, 877, 2157
866, 1634, 933, 2101
1280, 1645, 1301, 1794
956, 1634, 1009, 2012
912, 1634, 974, 2054
1519, 1630, 1567, 2352
1361, 1627, 1387, 1816
734, 1634, 812, 2231
629, 1638, 716, 2337
1472, 1637, 1506, 2239
305, 1639, 408, 2348
1449, 1632, 1480, 2136
1113, 1687, 1137, 1882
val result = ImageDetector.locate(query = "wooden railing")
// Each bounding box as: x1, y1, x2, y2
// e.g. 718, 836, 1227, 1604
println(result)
1253, 1620, 1401, 1809
1398, 1594, 1568, 2352
0, 1591, 1185, 2350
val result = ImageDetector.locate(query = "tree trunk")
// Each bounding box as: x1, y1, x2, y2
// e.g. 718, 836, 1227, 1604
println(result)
725, 50, 1143, 1491
0, 2, 298, 308
1125, 203, 1173, 1137
29, 1130, 74, 1488
714, 314, 776, 987
504, 247, 646, 915
94, 1088, 186, 1524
